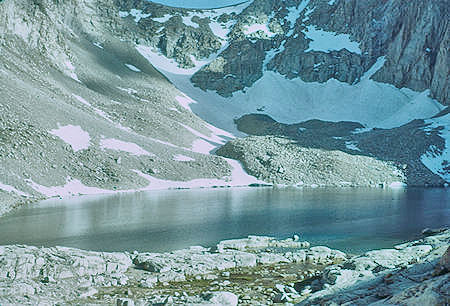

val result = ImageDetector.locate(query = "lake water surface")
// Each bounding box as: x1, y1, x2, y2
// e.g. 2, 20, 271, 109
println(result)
0, 187, 449, 254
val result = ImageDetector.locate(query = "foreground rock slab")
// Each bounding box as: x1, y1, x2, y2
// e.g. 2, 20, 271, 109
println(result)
297, 230, 450, 305
0, 231, 448, 305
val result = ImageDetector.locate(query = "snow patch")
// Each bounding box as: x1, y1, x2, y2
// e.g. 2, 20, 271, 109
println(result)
225, 158, 264, 186
389, 182, 407, 188
100, 138, 153, 156
181, 15, 199, 28
209, 20, 233, 40
72, 94, 90, 107
303, 25, 362, 54
153, 14, 173, 23
191, 139, 217, 154
360, 56, 386, 81
173, 154, 195, 162
169, 107, 181, 113
0, 182, 28, 197
125, 64, 141, 72
328, 0, 337, 5
380, 89, 443, 128
134, 157, 263, 189
243, 24, 276, 37
284, 0, 310, 34
64, 61, 81, 83
204, 121, 235, 139
117, 87, 138, 95
72, 94, 112, 123
120, 9, 151, 22
49, 125, 90, 152
93, 42, 104, 49
182, 120, 234, 154
27, 178, 110, 198
136, 45, 205, 75
159, 70, 443, 133
180, 123, 228, 145
175, 95, 197, 111
421, 114, 450, 182
345, 141, 361, 152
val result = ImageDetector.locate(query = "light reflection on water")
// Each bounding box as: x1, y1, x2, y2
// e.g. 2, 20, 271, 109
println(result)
0, 187, 448, 254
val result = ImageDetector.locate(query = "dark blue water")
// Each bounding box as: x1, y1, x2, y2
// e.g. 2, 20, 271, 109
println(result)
0, 187, 448, 254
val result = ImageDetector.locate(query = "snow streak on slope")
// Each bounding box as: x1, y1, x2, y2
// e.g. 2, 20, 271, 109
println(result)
49, 125, 91, 152
303, 25, 362, 54
136, 46, 204, 75
134, 157, 263, 190
421, 114, 450, 182
0, 182, 28, 196
243, 24, 276, 37
100, 138, 154, 156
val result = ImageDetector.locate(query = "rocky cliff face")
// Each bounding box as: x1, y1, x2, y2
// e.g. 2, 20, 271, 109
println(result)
124, 0, 448, 104
271, 0, 449, 103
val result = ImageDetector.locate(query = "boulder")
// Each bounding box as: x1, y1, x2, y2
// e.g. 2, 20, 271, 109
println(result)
203, 292, 238, 306
433, 246, 450, 276
116, 298, 134, 306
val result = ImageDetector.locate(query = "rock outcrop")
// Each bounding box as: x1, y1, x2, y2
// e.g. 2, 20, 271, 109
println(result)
297, 230, 450, 305
1, 231, 448, 304
0, 235, 345, 304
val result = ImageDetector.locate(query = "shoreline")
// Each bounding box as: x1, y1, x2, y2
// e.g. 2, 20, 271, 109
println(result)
2, 181, 449, 219
0, 230, 448, 304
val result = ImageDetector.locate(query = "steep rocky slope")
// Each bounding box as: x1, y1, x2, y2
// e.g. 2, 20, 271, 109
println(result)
0, 0, 259, 216
216, 135, 407, 187
0, 0, 449, 215
216, 114, 448, 186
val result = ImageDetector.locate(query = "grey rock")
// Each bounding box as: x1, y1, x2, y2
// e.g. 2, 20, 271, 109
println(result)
298, 230, 449, 305
434, 245, 450, 276
203, 291, 238, 306
272, 292, 291, 303
422, 227, 448, 236
117, 298, 135, 306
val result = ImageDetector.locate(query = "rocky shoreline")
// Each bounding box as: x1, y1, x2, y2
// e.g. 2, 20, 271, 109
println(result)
1, 230, 448, 305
